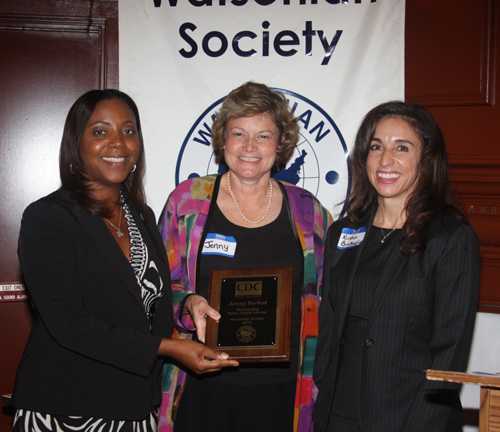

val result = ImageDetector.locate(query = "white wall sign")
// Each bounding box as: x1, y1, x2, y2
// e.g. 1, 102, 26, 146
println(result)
120, 0, 405, 219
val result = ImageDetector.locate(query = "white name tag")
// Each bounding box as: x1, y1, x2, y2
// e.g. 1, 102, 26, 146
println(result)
337, 227, 367, 249
202, 233, 237, 257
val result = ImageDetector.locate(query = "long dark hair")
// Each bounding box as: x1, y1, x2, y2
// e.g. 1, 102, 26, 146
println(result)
59, 89, 146, 214
346, 101, 460, 254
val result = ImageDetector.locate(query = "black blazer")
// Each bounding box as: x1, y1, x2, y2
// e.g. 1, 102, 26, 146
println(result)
12, 189, 173, 420
314, 210, 480, 432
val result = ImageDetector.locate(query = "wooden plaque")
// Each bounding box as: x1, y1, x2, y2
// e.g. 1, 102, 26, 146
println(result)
206, 267, 293, 363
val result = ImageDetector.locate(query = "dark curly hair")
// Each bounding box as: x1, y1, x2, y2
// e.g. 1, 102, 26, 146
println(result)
212, 81, 299, 171
346, 100, 461, 254
59, 89, 146, 215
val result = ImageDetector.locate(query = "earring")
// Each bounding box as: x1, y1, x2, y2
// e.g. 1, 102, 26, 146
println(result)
69, 163, 74, 174
131, 164, 137, 173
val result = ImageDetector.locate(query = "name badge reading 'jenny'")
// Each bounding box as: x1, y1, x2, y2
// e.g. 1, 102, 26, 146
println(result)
202, 233, 237, 257
337, 227, 367, 250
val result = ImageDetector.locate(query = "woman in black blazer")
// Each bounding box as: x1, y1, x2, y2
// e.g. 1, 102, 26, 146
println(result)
313, 101, 480, 432
12, 89, 237, 431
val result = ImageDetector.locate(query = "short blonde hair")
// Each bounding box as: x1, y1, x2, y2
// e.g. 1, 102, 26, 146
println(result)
212, 82, 299, 170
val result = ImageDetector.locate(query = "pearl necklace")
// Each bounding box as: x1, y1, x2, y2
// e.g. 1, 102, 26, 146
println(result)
225, 172, 273, 225
103, 206, 124, 238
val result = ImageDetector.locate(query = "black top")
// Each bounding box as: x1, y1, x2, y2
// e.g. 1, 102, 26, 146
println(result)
174, 198, 303, 431
198, 202, 303, 382
349, 227, 402, 318
330, 227, 402, 425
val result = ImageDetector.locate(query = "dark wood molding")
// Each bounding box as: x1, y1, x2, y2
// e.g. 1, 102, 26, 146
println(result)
478, 245, 500, 313
0, 0, 118, 18
0, 13, 116, 88
407, 0, 500, 312
406, 0, 496, 107
451, 168, 500, 312
0, 3, 118, 427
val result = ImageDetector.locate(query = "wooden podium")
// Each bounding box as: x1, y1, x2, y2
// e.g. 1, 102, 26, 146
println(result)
426, 370, 500, 431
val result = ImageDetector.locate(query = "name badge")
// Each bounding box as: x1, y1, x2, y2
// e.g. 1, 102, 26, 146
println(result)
202, 233, 237, 257
337, 227, 367, 250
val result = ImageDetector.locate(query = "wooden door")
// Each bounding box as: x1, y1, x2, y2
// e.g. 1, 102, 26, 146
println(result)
406, 0, 500, 312
0, 1, 117, 429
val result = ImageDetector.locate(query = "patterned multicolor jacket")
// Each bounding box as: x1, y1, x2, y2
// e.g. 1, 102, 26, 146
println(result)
157, 175, 332, 432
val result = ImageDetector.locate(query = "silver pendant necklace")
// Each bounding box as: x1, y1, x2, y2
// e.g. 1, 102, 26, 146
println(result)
380, 227, 397, 244
104, 206, 124, 238
226, 172, 273, 225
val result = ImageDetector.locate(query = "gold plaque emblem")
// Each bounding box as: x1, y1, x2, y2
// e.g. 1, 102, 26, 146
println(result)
236, 324, 257, 343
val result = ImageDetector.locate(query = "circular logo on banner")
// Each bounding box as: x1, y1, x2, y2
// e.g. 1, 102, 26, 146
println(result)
175, 88, 350, 217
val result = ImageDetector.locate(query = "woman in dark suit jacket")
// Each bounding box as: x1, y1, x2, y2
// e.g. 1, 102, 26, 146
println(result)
12, 89, 237, 431
314, 101, 480, 432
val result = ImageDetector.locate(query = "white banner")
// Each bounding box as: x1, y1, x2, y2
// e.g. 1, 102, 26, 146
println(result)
119, 0, 405, 218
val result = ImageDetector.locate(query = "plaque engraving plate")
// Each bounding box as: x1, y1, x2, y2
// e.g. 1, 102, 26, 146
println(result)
206, 267, 292, 362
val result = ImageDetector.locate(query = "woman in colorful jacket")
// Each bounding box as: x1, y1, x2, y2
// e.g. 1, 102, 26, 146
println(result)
158, 82, 332, 432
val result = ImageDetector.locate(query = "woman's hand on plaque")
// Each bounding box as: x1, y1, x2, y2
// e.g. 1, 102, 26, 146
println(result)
159, 338, 238, 374
184, 294, 221, 343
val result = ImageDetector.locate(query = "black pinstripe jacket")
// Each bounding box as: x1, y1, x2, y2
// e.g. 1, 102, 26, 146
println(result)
313, 209, 480, 432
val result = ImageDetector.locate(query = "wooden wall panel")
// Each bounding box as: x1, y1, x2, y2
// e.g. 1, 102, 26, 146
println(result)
406, 0, 500, 312
0, 16, 104, 283
406, 1, 494, 107
453, 165, 500, 313
0, 2, 117, 430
